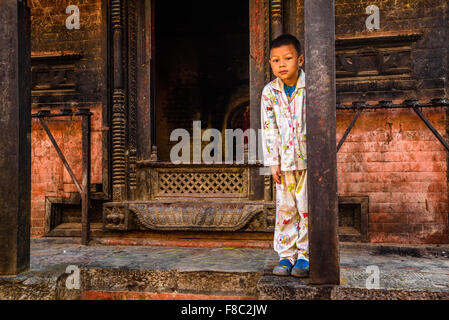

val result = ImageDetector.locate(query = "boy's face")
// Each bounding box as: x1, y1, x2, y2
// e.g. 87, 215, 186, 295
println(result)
269, 44, 304, 86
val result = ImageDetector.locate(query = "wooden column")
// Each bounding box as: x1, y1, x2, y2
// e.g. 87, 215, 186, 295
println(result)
270, 0, 283, 40
249, 0, 270, 200
0, 0, 31, 275
111, 0, 127, 201
136, 0, 153, 161
127, 0, 138, 200
80, 111, 92, 245
283, 0, 299, 37
304, 0, 340, 285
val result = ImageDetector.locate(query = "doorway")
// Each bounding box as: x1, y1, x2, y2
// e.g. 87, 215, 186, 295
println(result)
154, 0, 250, 161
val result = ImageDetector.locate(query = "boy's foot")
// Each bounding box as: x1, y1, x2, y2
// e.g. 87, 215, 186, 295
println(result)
291, 258, 309, 278
273, 259, 293, 276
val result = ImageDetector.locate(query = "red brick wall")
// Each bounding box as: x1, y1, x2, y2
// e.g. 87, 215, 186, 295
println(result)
30, 0, 105, 237
294, 0, 449, 243
337, 108, 448, 243
334, 0, 449, 243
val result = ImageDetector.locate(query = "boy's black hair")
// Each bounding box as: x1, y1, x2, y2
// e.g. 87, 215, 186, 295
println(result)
270, 34, 302, 57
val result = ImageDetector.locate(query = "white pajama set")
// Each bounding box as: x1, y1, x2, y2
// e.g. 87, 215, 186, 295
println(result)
261, 69, 308, 264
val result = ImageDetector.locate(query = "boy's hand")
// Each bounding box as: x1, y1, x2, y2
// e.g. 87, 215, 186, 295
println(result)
271, 165, 282, 184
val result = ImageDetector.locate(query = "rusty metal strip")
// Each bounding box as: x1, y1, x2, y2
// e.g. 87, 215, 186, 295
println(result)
336, 98, 449, 110
337, 106, 364, 153
411, 105, 449, 153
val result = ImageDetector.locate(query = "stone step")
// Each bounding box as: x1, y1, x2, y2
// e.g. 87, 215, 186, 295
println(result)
258, 275, 449, 300
77, 267, 261, 300
80, 291, 258, 300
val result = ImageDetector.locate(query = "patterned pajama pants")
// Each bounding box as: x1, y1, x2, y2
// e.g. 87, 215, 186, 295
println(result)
274, 169, 308, 264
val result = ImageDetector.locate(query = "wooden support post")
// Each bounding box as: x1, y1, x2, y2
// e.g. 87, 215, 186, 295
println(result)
249, 0, 270, 200
0, 0, 31, 275
79, 110, 92, 246
305, 0, 340, 285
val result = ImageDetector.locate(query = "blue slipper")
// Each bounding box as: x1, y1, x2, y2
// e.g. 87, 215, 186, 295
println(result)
273, 259, 293, 276
291, 258, 309, 278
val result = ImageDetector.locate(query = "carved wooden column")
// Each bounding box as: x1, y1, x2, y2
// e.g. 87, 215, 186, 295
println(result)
0, 0, 31, 275
250, 0, 270, 200
127, 0, 138, 200
270, 0, 283, 40
305, 0, 340, 285
111, 0, 127, 201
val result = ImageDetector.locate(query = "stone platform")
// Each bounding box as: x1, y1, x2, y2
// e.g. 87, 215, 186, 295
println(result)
0, 238, 448, 300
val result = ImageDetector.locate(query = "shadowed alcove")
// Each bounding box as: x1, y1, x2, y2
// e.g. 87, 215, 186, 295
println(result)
154, 0, 250, 161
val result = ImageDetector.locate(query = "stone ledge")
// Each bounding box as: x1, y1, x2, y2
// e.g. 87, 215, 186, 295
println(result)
82, 267, 262, 297
340, 242, 449, 258
257, 275, 449, 300
90, 238, 272, 249
80, 290, 258, 300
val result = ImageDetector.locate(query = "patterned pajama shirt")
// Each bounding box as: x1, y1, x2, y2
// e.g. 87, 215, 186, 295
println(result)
260, 69, 308, 264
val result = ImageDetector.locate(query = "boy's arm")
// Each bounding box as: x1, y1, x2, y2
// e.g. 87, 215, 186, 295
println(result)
260, 88, 281, 167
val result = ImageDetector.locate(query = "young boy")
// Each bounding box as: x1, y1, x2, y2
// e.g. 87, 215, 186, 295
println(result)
261, 34, 308, 277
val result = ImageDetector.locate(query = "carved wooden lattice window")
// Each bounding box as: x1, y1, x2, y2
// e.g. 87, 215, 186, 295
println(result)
153, 168, 249, 198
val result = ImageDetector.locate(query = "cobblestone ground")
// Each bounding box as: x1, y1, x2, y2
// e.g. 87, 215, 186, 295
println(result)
2, 238, 449, 292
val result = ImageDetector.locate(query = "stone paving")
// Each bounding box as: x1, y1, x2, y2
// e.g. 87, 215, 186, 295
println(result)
1, 238, 449, 299
23, 238, 278, 273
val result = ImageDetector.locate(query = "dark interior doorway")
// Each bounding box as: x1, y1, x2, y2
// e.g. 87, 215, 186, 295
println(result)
154, 0, 249, 161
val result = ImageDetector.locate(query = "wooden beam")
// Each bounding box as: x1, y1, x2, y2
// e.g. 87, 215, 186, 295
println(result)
305, 0, 340, 285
